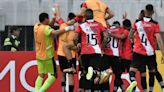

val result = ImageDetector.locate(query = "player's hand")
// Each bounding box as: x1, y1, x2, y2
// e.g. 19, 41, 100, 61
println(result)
161, 56, 164, 64
52, 4, 60, 17
122, 11, 127, 19
77, 43, 81, 51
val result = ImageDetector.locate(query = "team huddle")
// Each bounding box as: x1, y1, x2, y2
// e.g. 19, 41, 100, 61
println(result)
33, 0, 164, 92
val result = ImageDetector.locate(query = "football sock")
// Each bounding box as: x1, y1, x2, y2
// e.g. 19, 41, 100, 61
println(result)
149, 72, 155, 92
40, 74, 56, 92
35, 76, 43, 92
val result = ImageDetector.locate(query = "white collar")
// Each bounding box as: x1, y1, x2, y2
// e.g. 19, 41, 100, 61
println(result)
110, 26, 116, 29
11, 35, 17, 39
143, 17, 151, 22
86, 19, 94, 22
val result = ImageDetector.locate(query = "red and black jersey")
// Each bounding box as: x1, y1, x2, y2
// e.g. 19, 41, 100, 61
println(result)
75, 20, 105, 54
103, 26, 124, 57
121, 29, 132, 60
132, 17, 160, 56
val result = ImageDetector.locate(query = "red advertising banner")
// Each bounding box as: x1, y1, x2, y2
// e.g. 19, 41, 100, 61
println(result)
0, 51, 79, 92
2, 51, 163, 92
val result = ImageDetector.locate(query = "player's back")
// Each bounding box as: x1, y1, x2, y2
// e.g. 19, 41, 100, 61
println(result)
132, 17, 160, 56
34, 23, 54, 60
104, 26, 124, 56
76, 20, 105, 54
84, 0, 108, 27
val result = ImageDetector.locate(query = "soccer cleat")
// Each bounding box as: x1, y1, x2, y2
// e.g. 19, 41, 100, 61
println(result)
99, 69, 113, 84
63, 67, 76, 74
126, 81, 137, 92
86, 66, 94, 80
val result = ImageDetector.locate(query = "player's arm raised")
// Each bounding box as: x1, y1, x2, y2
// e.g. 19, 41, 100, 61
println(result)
105, 7, 114, 20
49, 18, 56, 28
155, 32, 164, 63
73, 32, 80, 46
129, 29, 135, 39
51, 4, 61, 23
66, 3, 87, 25
73, 24, 81, 45
51, 26, 74, 36
102, 31, 108, 49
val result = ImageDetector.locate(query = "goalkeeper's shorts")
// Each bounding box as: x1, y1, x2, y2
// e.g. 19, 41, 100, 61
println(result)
37, 57, 57, 74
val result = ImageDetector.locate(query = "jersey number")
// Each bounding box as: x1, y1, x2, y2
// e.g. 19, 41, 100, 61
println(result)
141, 34, 148, 46
87, 34, 98, 46
107, 37, 119, 48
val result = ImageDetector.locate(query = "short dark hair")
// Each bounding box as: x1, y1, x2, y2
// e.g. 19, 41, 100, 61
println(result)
52, 25, 59, 30
123, 19, 131, 28
68, 12, 76, 20
112, 21, 120, 26
140, 10, 144, 14
84, 9, 93, 20
80, 3, 83, 8
140, 10, 145, 16
145, 4, 154, 12
10, 26, 20, 34
39, 13, 49, 22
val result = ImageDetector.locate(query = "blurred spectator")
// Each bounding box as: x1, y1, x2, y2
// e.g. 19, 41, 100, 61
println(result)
3, 27, 21, 51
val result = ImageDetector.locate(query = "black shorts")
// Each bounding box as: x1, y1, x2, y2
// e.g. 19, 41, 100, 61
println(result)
80, 54, 103, 71
102, 55, 121, 74
58, 55, 76, 72
131, 52, 157, 72
120, 59, 131, 72
79, 54, 103, 90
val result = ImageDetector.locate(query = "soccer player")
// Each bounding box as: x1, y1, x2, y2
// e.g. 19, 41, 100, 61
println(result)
34, 13, 73, 92
66, 0, 114, 28
126, 4, 164, 92
138, 9, 164, 92
138, 10, 145, 20
108, 19, 133, 92
57, 13, 77, 92
74, 9, 107, 91
102, 21, 126, 92
52, 5, 77, 92
109, 19, 132, 72
79, 0, 114, 27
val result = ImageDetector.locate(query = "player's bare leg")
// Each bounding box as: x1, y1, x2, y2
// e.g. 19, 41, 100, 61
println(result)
68, 74, 75, 92
63, 42, 77, 73
60, 73, 66, 92
63, 42, 77, 92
